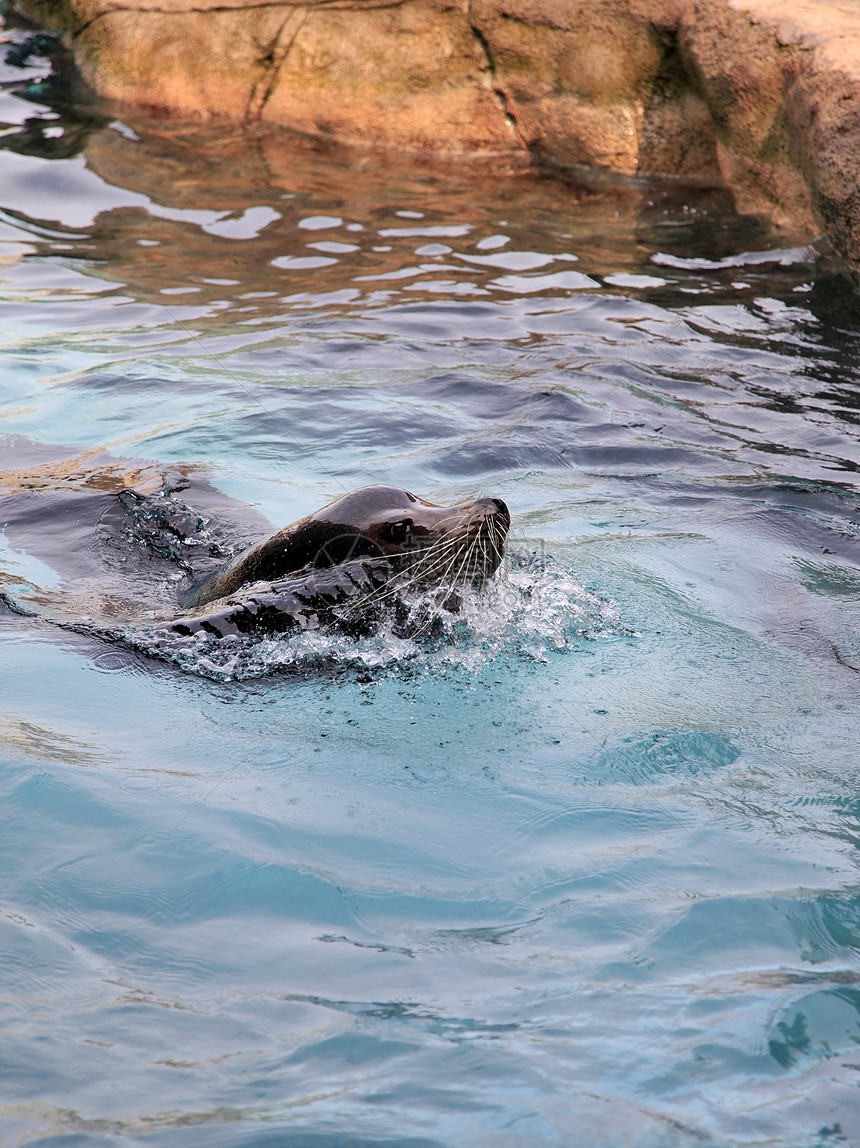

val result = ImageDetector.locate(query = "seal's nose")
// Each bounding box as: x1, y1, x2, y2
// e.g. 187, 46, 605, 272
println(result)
490, 497, 510, 528
469, 496, 510, 533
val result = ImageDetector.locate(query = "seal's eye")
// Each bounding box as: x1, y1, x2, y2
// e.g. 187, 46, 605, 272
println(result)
380, 519, 413, 544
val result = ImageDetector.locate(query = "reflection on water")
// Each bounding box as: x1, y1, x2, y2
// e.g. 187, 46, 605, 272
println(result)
3, 15, 860, 1148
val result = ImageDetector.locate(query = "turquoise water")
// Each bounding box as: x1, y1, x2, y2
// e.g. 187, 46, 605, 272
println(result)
3, 16, 860, 1147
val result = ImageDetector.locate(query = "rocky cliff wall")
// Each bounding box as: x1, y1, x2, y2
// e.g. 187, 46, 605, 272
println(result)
18, 0, 860, 265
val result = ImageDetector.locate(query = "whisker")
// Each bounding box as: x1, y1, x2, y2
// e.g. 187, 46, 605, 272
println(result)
331, 534, 470, 610
407, 542, 474, 640
403, 535, 478, 639
325, 506, 510, 637
341, 538, 470, 613
449, 538, 480, 645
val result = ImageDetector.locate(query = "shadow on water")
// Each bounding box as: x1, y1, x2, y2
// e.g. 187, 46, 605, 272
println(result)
0, 7, 106, 153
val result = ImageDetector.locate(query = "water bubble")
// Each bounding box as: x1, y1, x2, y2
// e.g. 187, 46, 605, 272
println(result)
124, 552, 629, 682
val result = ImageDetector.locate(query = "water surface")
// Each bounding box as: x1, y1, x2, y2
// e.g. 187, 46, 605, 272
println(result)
2, 16, 860, 1147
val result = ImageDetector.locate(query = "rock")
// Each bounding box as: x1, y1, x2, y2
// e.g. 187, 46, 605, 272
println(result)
16, 0, 860, 266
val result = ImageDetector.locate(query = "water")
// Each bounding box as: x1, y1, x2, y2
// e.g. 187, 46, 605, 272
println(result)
2, 14, 860, 1147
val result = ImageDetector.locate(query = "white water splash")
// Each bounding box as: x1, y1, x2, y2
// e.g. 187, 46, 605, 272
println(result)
127, 552, 629, 681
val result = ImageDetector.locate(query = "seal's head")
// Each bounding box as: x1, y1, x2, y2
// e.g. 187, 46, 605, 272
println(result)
185, 485, 510, 608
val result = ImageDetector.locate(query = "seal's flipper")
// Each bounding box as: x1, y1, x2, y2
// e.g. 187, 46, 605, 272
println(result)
159, 557, 399, 640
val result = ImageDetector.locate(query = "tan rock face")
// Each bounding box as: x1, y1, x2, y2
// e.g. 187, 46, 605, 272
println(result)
469, 0, 663, 171
260, 0, 516, 152
31, 0, 522, 152
19, 0, 860, 266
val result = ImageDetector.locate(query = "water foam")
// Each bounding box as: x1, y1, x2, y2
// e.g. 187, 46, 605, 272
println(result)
126, 551, 629, 681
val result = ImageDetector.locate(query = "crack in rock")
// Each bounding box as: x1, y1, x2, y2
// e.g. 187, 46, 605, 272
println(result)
246, 5, 308, 120
468, 11, 525, 151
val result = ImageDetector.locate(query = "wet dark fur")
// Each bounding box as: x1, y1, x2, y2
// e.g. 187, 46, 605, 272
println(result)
164, 558, 397, 640
0, 447, 508, 648
164, 485, 510, 641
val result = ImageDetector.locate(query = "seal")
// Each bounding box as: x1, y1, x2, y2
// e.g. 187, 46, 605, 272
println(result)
164, 485, 510, 640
